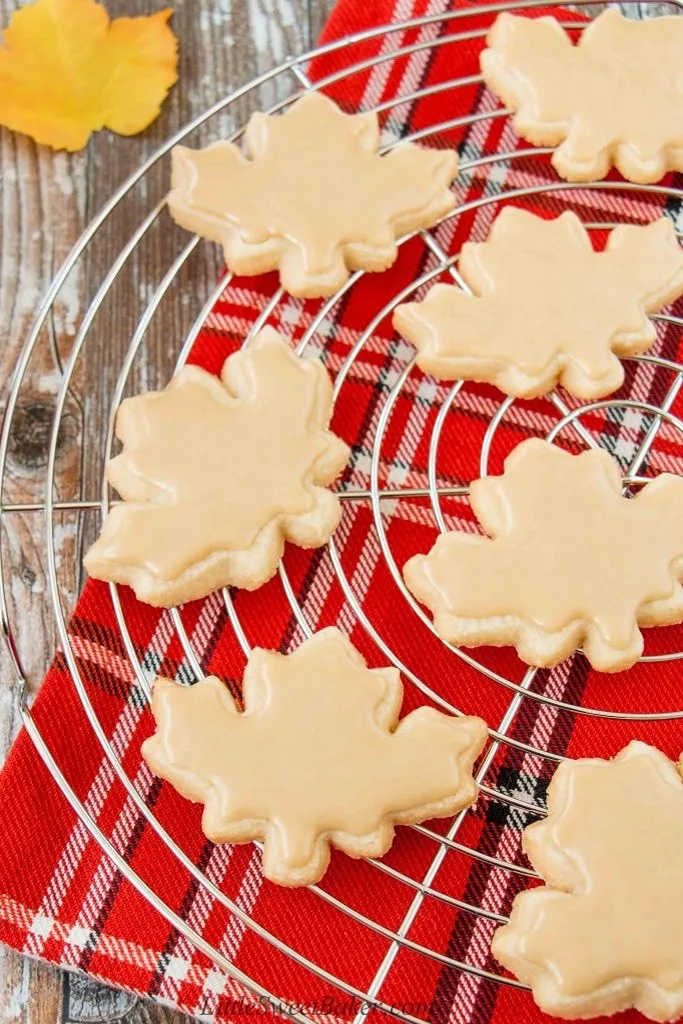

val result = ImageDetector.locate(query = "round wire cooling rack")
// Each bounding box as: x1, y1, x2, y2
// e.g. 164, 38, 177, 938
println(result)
2, 1, 683, 1020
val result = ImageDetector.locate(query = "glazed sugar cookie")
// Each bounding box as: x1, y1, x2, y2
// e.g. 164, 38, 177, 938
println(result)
480, 9, 683, 183
493, 742, 683, 1022
168, 91, 459, 298
84, 328, 350, 607
142, 627, 488, 886
393, 208, 683, 400
403, 439, 683, 672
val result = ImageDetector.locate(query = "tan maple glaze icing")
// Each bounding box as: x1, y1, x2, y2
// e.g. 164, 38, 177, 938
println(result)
168, 92, 459, 297
176, 100, 431, 264
393, 208, 683, 399
103, 350, 321, 578
84, 329, 350, 599
481, 9, 683, 184
142, 628, 488, 886
493, 743, 683, 1020
404, 439, 683, 668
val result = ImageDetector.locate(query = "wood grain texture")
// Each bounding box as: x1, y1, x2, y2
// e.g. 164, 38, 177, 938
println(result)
0, 2, 335, 1021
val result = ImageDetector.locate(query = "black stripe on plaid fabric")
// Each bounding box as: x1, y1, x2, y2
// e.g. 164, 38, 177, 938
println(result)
147, 840, 217, 999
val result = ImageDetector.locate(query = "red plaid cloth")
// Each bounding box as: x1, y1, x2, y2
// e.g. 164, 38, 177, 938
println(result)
2, 1, 683, 1022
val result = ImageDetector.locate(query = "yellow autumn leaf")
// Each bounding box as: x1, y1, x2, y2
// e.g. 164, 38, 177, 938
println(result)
0, 0, 178, 151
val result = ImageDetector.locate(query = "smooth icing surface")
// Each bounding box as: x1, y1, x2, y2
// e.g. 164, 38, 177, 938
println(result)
84, 328, 349, 605
394, 208, 683, 399
493, 742, 683, 1021
142, 627, 488, 886
168, 92, 459, 297
480, 9, 683, 183
404, 439, 683, 671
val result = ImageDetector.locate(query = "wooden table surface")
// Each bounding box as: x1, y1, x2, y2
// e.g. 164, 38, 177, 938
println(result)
0, 2, 333, 1021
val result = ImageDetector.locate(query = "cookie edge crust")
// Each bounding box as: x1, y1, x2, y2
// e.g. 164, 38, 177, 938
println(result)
492, 743, 683, 1022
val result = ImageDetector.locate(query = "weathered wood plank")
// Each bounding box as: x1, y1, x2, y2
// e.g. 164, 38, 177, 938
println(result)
0, 951, 62, 1024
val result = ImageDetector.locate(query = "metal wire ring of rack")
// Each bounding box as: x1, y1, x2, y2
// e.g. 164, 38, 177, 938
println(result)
2, 1, 683, 1020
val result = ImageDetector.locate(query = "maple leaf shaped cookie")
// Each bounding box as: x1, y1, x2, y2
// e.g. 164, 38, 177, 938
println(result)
480, 9, 683, 183
393, 208, 683, 400
493, 742, 683, 1022
403, 439, 683, 672
142, 627, 488, 886
84, 328, 350, 607
168, 91, 459, 298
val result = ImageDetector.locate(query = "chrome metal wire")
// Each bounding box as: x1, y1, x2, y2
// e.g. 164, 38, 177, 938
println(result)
2, 1, 683, 1020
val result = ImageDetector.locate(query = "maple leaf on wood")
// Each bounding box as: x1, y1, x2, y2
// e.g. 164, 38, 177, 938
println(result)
480, 9, 683, 183
142, 627, 488, 886
84, 329, 350, 607
0, 0, 178, 151
493, 742, 683, 1022
393, 208, 683, 399
168, 91, 459, 298
404, 439, 683, 672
